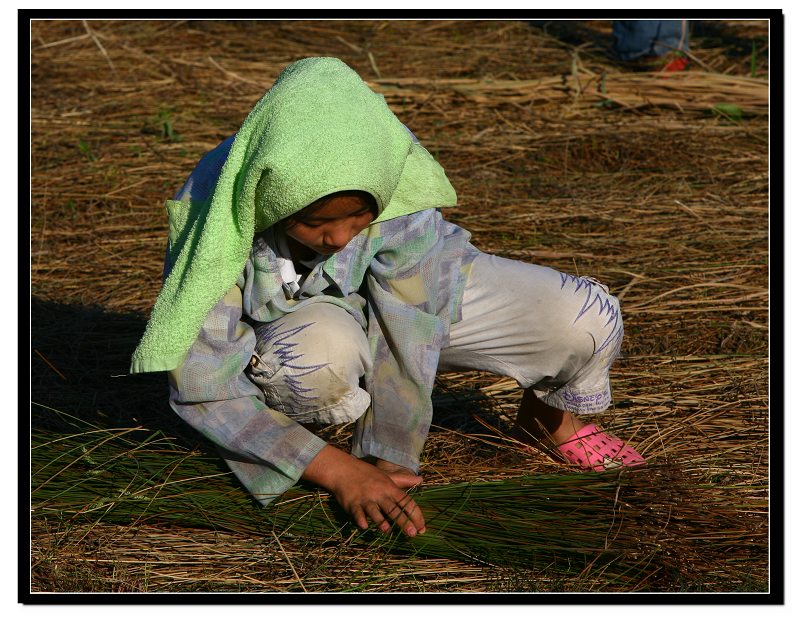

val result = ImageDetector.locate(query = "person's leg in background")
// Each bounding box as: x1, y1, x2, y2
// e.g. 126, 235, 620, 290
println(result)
612, 19, 690, 71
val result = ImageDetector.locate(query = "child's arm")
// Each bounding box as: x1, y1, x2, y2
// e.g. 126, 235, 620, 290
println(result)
351, 209, 475, 476
170, 281, 426, 536
168, 284, 328, 505
302, 445, 425, 537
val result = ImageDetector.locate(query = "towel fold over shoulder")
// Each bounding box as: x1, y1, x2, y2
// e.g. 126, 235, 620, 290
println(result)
130, 57, 457, 374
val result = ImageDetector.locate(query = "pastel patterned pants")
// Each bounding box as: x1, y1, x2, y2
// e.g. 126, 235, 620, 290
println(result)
246, 252, 623, 425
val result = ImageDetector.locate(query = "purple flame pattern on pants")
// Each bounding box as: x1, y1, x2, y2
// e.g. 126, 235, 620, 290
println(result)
252, 320, 328, 408
559, 274, 624, 356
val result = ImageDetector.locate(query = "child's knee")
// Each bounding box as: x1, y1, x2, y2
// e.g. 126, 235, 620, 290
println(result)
254, 306, 367, 368
555, 274, 624, 361
249, 305, 371, 423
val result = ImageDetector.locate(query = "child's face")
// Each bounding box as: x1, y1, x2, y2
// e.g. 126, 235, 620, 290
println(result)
285, 194, 377, 255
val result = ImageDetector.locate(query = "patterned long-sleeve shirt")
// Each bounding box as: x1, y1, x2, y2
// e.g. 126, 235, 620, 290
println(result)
167, 137, 480, 505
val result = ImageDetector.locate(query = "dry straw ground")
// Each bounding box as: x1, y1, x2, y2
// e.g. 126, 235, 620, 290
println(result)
30, 19, 770, 593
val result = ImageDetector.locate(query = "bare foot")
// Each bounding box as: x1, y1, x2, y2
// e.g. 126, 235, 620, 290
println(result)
512, 387, 586, 448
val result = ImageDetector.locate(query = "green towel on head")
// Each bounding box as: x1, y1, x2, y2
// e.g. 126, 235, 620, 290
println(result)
130, 57, 457, 374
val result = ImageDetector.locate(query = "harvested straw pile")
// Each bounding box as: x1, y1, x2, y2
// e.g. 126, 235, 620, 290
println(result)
30, 19, 770, 593
371, 70, 767, 116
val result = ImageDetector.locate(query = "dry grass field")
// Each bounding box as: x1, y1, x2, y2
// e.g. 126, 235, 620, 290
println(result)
29, 18, 772, 595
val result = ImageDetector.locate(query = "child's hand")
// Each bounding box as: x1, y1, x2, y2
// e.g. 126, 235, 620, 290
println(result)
374, 458, 424, 490
303, 445, 426, 537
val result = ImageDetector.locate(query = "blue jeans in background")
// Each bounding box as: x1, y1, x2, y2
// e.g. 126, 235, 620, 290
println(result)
612, 20, 690, 60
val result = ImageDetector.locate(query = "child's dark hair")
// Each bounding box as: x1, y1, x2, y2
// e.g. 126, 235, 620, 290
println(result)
286, 190, 378, 226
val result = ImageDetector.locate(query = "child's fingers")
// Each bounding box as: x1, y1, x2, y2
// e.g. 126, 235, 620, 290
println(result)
352, 508, 369, 531
384, 493, 425, 536
365, 502, 391, 533
406, 504, 426, 535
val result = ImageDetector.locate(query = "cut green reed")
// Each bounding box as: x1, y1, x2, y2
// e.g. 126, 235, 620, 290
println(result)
30, 422, 767, 588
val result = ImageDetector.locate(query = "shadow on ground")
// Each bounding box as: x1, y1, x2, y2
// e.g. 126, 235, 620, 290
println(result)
31, 297, 179, 436
29, 296, 506, 473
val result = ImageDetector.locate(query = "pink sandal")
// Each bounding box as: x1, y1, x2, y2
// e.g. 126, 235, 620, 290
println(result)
558, 424, 646, 471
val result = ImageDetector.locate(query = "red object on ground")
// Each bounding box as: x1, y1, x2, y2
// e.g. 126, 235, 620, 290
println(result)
661, 54, 691, 72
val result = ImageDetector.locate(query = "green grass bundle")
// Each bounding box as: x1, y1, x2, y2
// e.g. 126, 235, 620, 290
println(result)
31, 415, 766, 590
